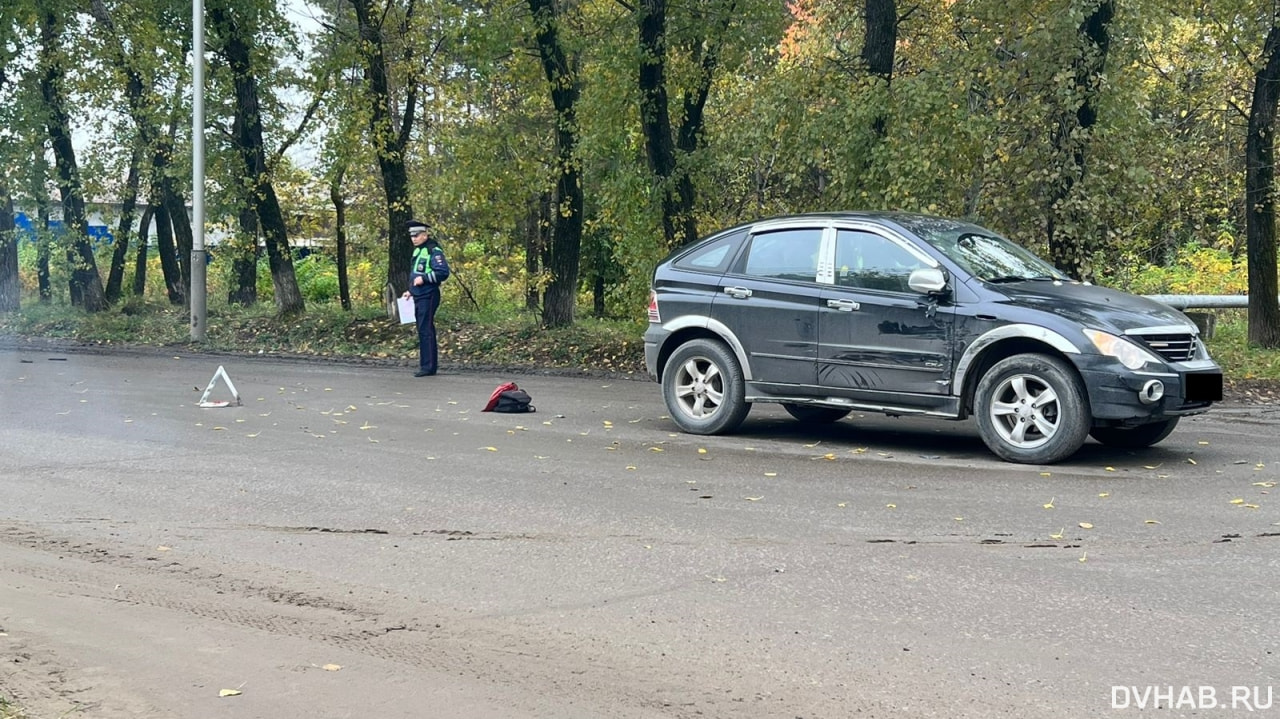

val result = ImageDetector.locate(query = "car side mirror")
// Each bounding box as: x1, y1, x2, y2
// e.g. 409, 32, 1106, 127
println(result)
908, 267, 948, 295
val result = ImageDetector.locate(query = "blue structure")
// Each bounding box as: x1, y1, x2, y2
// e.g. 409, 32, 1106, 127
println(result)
14, 211, 113, 245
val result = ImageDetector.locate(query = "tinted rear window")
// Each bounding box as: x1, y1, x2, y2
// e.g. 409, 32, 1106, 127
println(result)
673, 229, 747, 273
739, 228, 824, 283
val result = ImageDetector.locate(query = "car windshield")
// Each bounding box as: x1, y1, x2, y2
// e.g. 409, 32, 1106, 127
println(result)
893, 216, 1068, 283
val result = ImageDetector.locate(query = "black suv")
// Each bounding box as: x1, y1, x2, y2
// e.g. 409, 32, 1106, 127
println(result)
643, 212, 1223, 464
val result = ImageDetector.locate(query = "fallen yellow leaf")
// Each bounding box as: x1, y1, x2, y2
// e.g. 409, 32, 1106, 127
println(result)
886, 503, 897, 509
482, 446, 498, 452
649, 447, 664, 452
764, 472, 777, 477
744, 496, 763, 502
1079, 522, 1094, 529
1230, 498, 1245, 505
837, 502, 847, 508
1187, 458, 1197, 465
697, 448, 707, 454
1104, 466, 1115, 472
219, 689, 242, 697
1050, 528, 1065, 540
1079, 552, 1088, 563
322, 664, 342, 671
1043, 497, 1055, 509
1098, 492, 1110, 498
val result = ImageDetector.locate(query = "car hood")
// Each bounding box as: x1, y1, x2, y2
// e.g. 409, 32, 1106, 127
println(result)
988, 281, 1196, 334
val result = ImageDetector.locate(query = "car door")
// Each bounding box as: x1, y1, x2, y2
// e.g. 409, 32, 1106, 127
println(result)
710, 225, 827, 387
818, 226, 955, 400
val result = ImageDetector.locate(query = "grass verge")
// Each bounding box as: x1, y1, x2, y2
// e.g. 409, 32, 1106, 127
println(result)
0, 299, 649, 376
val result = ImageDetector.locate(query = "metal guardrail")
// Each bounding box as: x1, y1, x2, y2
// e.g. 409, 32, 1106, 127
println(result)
1143, 295, 1272, 310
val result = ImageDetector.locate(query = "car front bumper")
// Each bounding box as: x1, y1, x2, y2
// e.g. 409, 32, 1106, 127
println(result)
1078, 358, 1222, 424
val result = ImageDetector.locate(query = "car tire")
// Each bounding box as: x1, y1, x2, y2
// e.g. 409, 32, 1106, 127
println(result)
783, 404, 851, 423
662, 338, 751, 435
975, 353, 1091, 464
1089, 418, 1180, 449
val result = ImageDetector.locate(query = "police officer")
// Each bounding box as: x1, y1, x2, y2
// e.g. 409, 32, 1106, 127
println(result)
401, 220, 450, 377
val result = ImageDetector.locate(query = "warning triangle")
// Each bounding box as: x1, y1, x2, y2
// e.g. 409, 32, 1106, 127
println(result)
198, 365, 242, 407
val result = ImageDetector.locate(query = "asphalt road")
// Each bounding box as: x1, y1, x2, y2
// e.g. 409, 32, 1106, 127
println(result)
1, 344, 1278, 718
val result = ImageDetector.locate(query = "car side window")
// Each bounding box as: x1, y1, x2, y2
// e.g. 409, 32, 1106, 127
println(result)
741, 228, 823, 283
673, 229, 746, 273
835, 229, 925, 293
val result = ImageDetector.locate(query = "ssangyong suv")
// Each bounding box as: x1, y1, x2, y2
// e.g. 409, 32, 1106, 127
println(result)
643, 212, 1223, 464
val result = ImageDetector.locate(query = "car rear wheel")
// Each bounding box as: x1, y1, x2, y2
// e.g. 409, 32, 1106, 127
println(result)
662, 338, 750, 435
1089, 418, 1180, 448
975, 354, 1091, 464
783, 404, 851, 423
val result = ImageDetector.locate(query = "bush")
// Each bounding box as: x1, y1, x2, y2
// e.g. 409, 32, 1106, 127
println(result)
1110, 244, 1248, 296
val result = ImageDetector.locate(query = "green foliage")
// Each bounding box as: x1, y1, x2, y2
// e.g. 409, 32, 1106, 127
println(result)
1206, 312, 1280, 380
1107, 243, 1250, 295
3, 0, 1278, 337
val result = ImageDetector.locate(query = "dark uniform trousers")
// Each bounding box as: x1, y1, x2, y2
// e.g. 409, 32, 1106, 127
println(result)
413, 289, 440, 375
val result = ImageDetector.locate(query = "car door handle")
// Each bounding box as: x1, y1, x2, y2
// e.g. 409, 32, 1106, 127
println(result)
827, 299, 860, 311
723, 286, 753, 299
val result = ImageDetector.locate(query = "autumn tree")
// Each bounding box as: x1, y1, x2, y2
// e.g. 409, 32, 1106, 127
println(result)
1245, 13, 1280, 347
208, 0, 305, 315
527, 0, 584, 327
38, 3, 107, 311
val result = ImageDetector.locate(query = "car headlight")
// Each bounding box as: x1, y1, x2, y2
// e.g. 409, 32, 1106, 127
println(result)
1082, 329, 1164, 370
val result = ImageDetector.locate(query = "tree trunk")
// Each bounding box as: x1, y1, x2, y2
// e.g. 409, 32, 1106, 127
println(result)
0, 182, 18, 313
132, 205, 153, 297
87, 0, 148, 305
330, 166, 351, 311
638, 0, 681, 248
39, 8, 107, 312
36, 198, 51, 302
529, 0, 584, 328
524, 193, 548, 312
227, 204, 259, 306
1246, 21, 1280, 348
349, 0, 417, 297
862, 0, 896, 139
209, 0, 304, 316
637, 0, 729, 248
1045, 0, 1113, 281
105, 143, 142, 303
149, 189, 183, 304
161, 167, 193, 300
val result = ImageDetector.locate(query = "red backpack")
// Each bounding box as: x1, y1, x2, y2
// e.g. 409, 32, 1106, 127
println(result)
482, 382, 535, 413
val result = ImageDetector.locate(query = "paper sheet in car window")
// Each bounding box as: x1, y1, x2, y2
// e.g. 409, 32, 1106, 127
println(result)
397, 296, 415, 324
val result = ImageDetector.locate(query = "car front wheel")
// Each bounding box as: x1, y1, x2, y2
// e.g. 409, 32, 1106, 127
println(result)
662, 338, 750, 435
975, 354, 1091, 464
1089, 418, 1180, 448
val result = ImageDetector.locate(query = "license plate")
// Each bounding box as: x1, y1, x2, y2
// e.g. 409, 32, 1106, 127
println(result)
1185, 372, 1223, 402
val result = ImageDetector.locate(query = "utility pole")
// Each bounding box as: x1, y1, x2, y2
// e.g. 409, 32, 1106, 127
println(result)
190, 0, 207, 341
